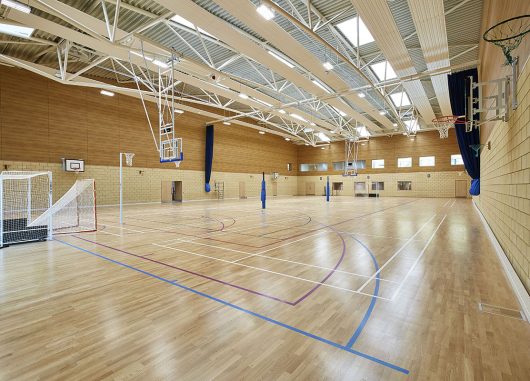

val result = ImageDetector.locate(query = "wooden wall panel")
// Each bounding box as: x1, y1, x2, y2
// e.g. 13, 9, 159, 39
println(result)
0, 66, 298, 175
0, 67, 50, 162
297, 130, 463, 176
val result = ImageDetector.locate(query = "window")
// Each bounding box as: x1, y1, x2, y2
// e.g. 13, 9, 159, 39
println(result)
419, 156, 435, 167
397, 157, 412, 168
336, 17, 374, 47
390, 92, 412, 107
451, 154, 464, 165
299, 163, 328, 172
333, 160, 366, 171
372, 182, 384, 191
370, 61, 397, 81
372, 159, 384, 169
398, 181, 412, 191
354, 182, 366, 192
287, 163, 293, 171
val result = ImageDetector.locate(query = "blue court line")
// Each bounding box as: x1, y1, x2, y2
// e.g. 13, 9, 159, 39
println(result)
345, 236, 381, 348
54, 238, 409, 375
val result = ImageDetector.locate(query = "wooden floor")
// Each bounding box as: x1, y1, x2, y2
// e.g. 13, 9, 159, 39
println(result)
1, 196, 529, 380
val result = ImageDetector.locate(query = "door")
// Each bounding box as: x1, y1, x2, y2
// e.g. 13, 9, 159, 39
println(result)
173, 181, 183, 202
455, 180, 467, 198
272, 182, 278, 196
305, 182, 315, 195
161, 181, 173, 203
239, 181, 246, 199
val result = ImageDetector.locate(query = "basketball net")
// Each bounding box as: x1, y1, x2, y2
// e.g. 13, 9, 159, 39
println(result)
125, 153, 135, 167
432, 116, 458, 139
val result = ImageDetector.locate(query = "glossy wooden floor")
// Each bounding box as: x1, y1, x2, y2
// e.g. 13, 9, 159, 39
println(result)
1, 197, 529, 380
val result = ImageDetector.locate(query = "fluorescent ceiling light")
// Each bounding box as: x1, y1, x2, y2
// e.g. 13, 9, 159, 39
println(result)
357, 92, 366, 98
336, 17, 374, 47
238, 92, 249, 99
356, 126, 371, 138
152, 59, 169, 68
323, 61, 334, 71
312, 79, 330, 94
0, 22, 34, 38
278, 109, 286, 114
257, 4, 275, 20
1, 0, 30, 13
392, 123, 398, 127
259, 131, 265, 134
174, 109, 184, 114
284, 137, 290, 141
290, 113, 307, 123
170, 15, 214, 38
223, 121, 231, 125
316, 132, 330, 142
390, 91, 411, 107
100, 90, 115, 97
268, 51, 294, 68
130, 50, 153, 61
379, 110, 386, 115
370, 60, 397, 81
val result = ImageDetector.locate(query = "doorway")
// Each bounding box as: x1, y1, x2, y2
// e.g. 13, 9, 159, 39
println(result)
239, 181, 246, 199
305, 182, 315, 195
161, 181, 183, 202
272, 182, 278, 196
455, 180, 467, 198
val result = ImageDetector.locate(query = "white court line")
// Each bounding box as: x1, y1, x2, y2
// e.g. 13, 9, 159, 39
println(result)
96, 229, 122, 237
450, 199, 456, 208
442, 200, 450, 207
356, 213, 438, 293
102, 223, 146, 233
152, 243, 392, 300
391, 215, 447, 300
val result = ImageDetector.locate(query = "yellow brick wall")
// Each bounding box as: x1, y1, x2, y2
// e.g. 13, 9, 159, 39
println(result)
475, 61, 530, 292
297, 171, 469, 197
0, 161, 298, 205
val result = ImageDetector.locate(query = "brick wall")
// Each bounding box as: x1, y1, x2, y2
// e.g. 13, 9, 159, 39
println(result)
475, 60, 530, 292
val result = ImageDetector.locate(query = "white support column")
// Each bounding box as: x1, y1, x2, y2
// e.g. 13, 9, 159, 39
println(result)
119, 152, 123, 224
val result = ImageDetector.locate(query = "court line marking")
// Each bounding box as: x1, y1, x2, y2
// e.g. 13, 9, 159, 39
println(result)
390, 215, 447, 300
152, 243, 392, 300
356, 214, 437, 294
450, 199, 456, 208
54, 238, 409, 375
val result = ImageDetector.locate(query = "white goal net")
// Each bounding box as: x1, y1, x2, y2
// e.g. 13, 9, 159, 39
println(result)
29, 179, 97, 234
0, 171, 52, 247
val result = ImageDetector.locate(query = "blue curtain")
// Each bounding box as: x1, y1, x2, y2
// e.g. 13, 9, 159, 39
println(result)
447, 68, 480, 195
205, 125, 214, 192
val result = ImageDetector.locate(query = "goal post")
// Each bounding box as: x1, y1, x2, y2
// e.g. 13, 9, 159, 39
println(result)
0, 171, 52, 247
29, 179, 97, 234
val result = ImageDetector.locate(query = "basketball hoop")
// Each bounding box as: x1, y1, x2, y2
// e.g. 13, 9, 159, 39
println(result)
124, 153, 135, 167
483, 15, 530, 65
432, 116, 458, 139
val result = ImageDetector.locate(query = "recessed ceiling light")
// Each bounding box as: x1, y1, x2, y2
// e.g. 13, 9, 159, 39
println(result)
100, 90, 115, 97
223, 121, 231, 125
259, 131, 266, 134
323, 61, 334, 71
152, 59, 169, 68
239, 92, 249, 99
304, 143, 309, 146
284, 137, 290, 141
268, 51, 294, 68
1, 0, 31, 14
321, 147, 325, 150
257, 3, 275, 20
357, 92, 366, 98
379, 110, 386, 115
174, 109, 185, 114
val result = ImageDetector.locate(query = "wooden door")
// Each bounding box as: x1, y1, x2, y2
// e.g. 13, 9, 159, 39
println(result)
239, 181, 246, 199
174, 181, 183, 202
455, 180, 467, 198
272, 182, 278, 196
305, 182, 315, 195
161, 181, 173, 203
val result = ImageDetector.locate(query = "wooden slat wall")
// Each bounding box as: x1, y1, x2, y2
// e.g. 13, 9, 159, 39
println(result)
297, 130, 463, 176
0, 66, 298, 176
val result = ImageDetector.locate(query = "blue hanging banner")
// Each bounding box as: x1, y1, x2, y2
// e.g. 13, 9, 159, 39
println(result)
261, 172, 266, 209
205, 125, 214, 192
326, 176, 330, 202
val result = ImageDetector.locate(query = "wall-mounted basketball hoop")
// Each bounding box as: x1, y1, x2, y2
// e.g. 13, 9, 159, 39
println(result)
343, 138, 360, 177
483, 15, 530, 110
432, 116, 466, 138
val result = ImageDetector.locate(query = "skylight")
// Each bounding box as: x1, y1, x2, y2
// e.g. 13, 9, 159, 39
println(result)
404, 119, 419, 133
336, 17, 374, 47
170, 15, 215, 38
0, 23, 34, 39
370, 61, 397, 81
390, 91, 412, 107
356, 126, 371, 138
317, 132, 330, 142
